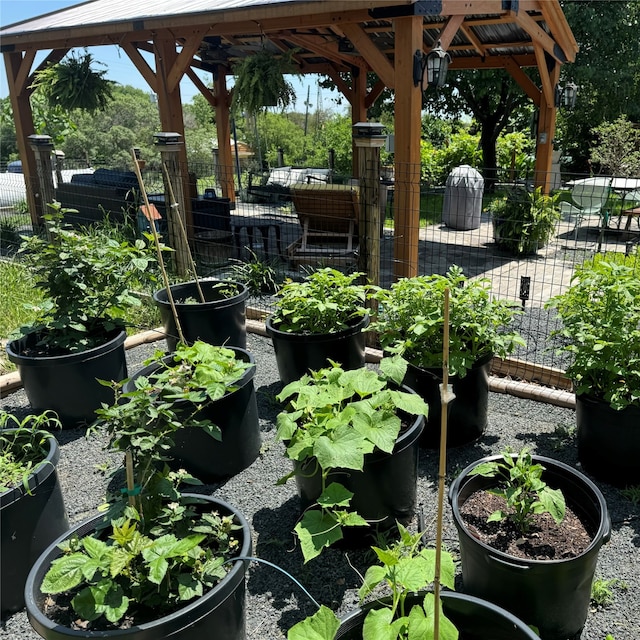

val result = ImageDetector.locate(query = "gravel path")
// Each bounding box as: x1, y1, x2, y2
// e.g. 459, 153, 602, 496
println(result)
1, 331, 638, 640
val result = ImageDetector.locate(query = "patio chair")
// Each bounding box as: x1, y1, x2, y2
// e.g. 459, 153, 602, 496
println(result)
616, 189, 640, 234
287, 184, 360, 267
559, 177, 612, 240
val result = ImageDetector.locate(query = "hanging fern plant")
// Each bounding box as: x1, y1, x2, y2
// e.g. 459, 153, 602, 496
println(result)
232, 48, 298, 115
31, 51, 115, 113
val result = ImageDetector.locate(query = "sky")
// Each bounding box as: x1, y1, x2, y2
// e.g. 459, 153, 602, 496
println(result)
0, 0, 340, 111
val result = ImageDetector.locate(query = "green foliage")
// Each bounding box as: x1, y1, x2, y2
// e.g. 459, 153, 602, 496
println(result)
14, 202, 156, 354
232, 49, 298, 114
31, 52, 115, 113
227, 250, 280, 296
590, 115, 640, 177
590, 578, 625, 609
370, 265, 524, 376
0, 259, 43, 340
288, 524, 457, 640
420, 131, 482, 185
489, 187, 561, 256
496, 132, 535, 180
276, 357, 428, 562
546, 260, 640, 410
470, 449, 566, 534
271, 268, 372, 334
39, 341, 249, 625
0, 410, 61, 493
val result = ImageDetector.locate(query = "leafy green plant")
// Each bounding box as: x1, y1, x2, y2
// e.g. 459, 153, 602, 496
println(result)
30, 52, 115, 113
232, 48, 298, 114
468, 449, 566, 534
288, 524, 457, 640
39, 341, 250, 626
546, 260, 640, 410
13, 201, 156, 354
620, 485, 640, 505
276, 356, 428, 562
370, 265, 524, 377
271, 267, 372, 334
590, 577, 625, 608
227, 249, 280, 296
489, 186, 560, 256
0, 410, 61, 493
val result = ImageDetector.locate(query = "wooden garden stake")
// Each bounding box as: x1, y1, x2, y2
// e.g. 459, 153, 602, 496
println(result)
124, 449, 137, 509
161, 161, 205, 303
434, 287, 455, 639
130, 148, 186, 345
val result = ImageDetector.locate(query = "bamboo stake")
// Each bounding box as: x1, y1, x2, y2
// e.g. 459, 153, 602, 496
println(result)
160, 161, 205, 303
130, 148, 186, 346
433, 287, 455, 639
124, 449, 137, 509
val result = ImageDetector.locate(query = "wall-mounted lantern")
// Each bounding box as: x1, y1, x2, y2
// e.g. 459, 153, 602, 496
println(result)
554, 82, 578, 109
413, 40, 451, 90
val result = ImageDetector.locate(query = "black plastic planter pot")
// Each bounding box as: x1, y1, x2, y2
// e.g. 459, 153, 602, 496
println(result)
295, 398, 424, 539
123, 348, 260, 482
576, 393, 640, 487
449, 454, 611, 640
403, 353, 491, 448
1, 431, 68, 616
25, 495, 251, 640
153, 279, 249, 351
336, 591, 540, 640
6, 329, 127, 428
266, 314, 369, 386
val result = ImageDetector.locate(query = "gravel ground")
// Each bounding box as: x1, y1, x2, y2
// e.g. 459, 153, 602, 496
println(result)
1, 331, 638, 640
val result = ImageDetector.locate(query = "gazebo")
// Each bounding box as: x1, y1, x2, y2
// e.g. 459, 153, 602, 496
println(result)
1, 0, 577, 278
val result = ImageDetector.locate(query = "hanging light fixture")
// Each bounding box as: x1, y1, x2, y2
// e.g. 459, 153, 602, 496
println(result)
425, 40, 451, 89
554, 81, 578, 109
412, 40, 451, 91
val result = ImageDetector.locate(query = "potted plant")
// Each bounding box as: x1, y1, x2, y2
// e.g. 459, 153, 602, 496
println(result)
119, 340, 261, 482
153, 278, 249, 351
489, 186, 561, 256
546, 259, 640, 486
5, 202, 156, 426
24, 354, 252, 640
232, 47, 297, 114
448, 448, 610, 640
369, 266, 525, 447
266, 268, 373, 385
288, 524, 539, 640
275, 356, 428, 563
1, 410, 68, 616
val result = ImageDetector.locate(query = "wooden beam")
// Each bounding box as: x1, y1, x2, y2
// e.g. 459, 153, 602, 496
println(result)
459, 23, 487, 57
326, 67, 353, 104
283, 32, 366, 70
392, 15, 423, 280
214, 71, 235, 205
4, 52, 39, 225
341, 23, 395, 89
186, 67, 217, 108
514, 9, 564, 63
534, 44, 554, 109
351, 69, 367, 177
504, 56, 540, 105
121, 42, 157, 93
166, 29, 207, 93
451, 53, 537, 69
533, 98, 557, 193
538, 0, 578, 63
435, 15, 465, 51
365, 79, 386, 109
13, 49, 36, 96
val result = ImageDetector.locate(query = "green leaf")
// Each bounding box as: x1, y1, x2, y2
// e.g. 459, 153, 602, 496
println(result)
287, 604, 340, 640
313, 428, 371, 471
295, 510, 343, 563
41, 553, 88, 594
177, 573, 204, 600
379, 355, 408, 386
407, 604, 429, 640
539, 486, 566, 525
396, 555, 432, 592
358, 564, 387, 599
317, 482, 354, 508
363, 607, 397, 640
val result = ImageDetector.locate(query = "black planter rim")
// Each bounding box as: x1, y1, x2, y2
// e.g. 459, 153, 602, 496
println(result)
123, 346, 256, 396
25, 494, 251, 638
0, 429, 60, 507
576, 391, 640, 414
338, 590, 539, 639
153, 279, 248, 311
265, 313, 369, 342
6, 328, 127, 367
406, 350, 493, 381
448, 453, 611, 565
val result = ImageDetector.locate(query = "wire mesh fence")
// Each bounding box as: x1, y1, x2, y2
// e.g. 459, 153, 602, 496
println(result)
2, 157, 639, 380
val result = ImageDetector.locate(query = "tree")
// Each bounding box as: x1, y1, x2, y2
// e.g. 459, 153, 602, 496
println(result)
557, 0, 640, 171
590, 115, 640, 176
